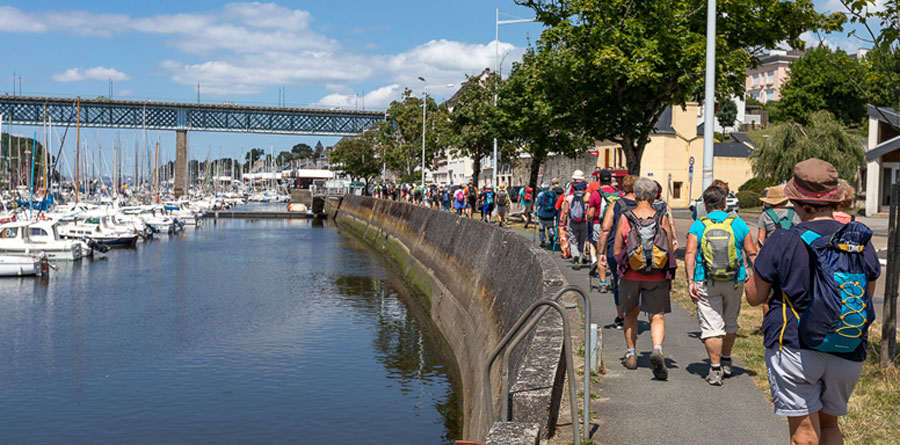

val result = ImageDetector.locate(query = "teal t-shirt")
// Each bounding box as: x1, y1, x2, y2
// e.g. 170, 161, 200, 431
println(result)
688, 210, 750, 281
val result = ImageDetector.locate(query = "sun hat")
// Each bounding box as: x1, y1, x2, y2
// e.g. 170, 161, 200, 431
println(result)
759, 185, 788, 206
572, 170, 585, 181
499, 183, 507, 190
783, 158, 845, 203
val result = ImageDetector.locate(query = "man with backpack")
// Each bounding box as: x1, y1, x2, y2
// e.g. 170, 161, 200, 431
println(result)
561, 170, 589, 270
465, 182, 478, 218
745, 159, 880, 445
480, 185, 496, 223
685, 185, 758, 386
612, 178, 676, 380
496, 184, 510, 227
757, 185, 799, 245
535, 182, 557, 248
520, 185, 534, 228
590, 169, 619, 289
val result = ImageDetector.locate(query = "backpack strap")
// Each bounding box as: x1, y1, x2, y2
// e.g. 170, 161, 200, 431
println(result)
779, 290, 801, 351
799, 230, 821, 246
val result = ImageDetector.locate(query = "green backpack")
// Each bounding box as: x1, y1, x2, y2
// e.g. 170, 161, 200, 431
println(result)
700, 215, 740, 281
766, 208, 795, 230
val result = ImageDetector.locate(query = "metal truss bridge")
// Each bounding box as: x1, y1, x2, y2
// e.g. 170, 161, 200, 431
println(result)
0, 96, 384, 136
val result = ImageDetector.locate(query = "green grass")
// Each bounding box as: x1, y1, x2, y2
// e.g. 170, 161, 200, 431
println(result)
744, 127, 778, 147
670, 259, 900, 444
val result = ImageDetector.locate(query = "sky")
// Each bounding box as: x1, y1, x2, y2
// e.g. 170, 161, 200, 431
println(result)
0, 0, 884, 175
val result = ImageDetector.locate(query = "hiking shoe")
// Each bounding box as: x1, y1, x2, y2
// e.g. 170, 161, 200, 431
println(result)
706, 367, 724, 386
622, 355, 638, 370
721, 358, 733, 378
572, 257, 581, 271
649, 350, 668, 381
614, 317, 624, 330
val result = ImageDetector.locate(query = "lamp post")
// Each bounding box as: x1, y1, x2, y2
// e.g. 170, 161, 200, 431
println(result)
701, 0, 716, 190
495, 9, 535, 188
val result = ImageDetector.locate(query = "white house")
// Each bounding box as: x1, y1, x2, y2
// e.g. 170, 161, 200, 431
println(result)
864, 105, 900, 215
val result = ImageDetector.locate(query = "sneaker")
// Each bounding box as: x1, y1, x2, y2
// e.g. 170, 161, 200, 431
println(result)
614, 317, 624, 330
622, 354, 638, 370
572, 257, 581, 271
721, 357, 733, 378
706, 367, 724, 386
649, 350, 668, 381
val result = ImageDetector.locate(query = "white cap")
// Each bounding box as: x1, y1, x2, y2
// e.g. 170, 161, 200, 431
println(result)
572, 170, 585, 181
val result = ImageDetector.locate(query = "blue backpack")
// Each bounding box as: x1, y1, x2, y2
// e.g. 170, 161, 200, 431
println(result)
781, 222, 874, 353
539, 191, 557, 218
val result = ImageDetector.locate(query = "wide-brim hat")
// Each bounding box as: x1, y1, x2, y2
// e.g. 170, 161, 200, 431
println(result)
783, 159, 845, 204
759, 185, 788, 205
572, 170, 585, 181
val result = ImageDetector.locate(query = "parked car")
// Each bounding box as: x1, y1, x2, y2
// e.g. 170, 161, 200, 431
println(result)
688, 191, 741, 214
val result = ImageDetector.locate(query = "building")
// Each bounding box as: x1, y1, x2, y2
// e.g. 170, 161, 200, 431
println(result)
864, 105, 900, 215
745, 49, 803, 103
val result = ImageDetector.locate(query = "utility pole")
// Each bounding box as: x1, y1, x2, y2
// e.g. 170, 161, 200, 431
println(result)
495, 9, 535, 188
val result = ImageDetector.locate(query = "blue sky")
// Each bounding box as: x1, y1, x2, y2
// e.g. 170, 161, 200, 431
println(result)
0, 0, 882, 173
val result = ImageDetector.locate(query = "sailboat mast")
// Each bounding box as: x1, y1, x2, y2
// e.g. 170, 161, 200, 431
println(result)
75, 97, 80, 204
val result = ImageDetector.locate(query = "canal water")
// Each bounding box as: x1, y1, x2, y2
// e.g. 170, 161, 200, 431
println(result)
0, 218, 461, 443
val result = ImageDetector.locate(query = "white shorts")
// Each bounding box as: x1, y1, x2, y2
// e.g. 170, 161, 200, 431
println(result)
695, 280, 742, 339
765, 346, 863, 417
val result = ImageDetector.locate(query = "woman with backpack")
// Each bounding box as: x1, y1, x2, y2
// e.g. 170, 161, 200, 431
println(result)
561, 171, 590, 270
612, 178, 676, 380
757, 186, 800, 245
453, 186, 467, 215
496, 184, 510, 227
745, 159, 880, 445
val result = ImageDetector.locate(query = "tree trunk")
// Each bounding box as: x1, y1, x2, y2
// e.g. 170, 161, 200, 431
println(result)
621, 137, 644, 175
528, 154, 542, 191
471, 154, 482, 187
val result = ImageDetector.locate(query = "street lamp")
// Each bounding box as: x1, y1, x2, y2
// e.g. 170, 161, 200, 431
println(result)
494, 9, 535, 188
418, 77, 455, 189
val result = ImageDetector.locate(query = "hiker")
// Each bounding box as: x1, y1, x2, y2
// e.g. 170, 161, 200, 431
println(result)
480, 185, 496, 223
612, 178, 676, 380
652, 181, 679, 249
561, 171, 590, 270
685, 185, 758, 386
520, 185, 534, 228
535, 182, 558, 248
440, 186, 451, 212
496, 184, 510, 227
453, 186, 466, 215
745, 159, 880, 445
465, 182, 478, 218
757, 185, 800, 245
586, 172, 608, 276
693, 179, 732, 220
833, 179, 856, 224
599, 175, 638, 330
590, 170, 620, 290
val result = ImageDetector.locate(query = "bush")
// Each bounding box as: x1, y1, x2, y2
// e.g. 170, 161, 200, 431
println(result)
736, 190, 761, 208
739, 177, 777, 193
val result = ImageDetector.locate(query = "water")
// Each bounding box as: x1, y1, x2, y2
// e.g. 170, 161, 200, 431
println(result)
0, 218, 460, 443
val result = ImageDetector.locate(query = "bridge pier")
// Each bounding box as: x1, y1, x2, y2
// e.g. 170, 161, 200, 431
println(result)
175, 130, 187, 198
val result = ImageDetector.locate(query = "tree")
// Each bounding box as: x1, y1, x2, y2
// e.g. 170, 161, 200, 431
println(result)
516, 0, 828, 174
439, 70, 508, 187
750, 110, 864, 183
497, 47, 590, 190
377, 89, 439, 183
716, 99, 738, 130
275, 151, 295, 168
330, 131, 382, 193
245, 148, 265, 163
777, 46, 867, 126
291, 143, 313, 159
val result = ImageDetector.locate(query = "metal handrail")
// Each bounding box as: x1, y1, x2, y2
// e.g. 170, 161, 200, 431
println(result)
483, 298, 581, 445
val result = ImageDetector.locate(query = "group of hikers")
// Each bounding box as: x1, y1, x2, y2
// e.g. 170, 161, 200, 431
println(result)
371, 157, 879, 444
370, 181, 534, 226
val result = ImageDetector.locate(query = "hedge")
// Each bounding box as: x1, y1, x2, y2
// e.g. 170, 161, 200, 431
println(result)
736, 190, 761, 208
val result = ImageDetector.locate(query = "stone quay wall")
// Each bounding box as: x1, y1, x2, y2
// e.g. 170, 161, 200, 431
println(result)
330, 195, 568, 443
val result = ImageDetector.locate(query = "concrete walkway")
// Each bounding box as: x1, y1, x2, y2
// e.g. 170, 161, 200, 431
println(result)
510, 225, 786, 445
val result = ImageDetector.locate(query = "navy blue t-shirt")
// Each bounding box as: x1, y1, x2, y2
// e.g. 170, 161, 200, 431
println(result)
754, 220, 881, 361
606, 197, 637, 254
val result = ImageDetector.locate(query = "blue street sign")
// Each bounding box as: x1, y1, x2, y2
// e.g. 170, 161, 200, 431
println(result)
689, 165, 694, 173
689, 156, 695, 166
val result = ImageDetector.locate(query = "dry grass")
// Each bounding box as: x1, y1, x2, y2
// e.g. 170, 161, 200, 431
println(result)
670, 259, 900, 444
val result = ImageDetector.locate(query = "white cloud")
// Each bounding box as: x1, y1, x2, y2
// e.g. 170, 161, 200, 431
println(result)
117, 89, 133, 97
51, 66, 131, 82
314, 84, 402, 109
384, 39, 520, 86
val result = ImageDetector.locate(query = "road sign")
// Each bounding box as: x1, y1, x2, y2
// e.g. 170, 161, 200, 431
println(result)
589, 150, 599, 156
689, 156, 695, 166
689, 165, 694, 173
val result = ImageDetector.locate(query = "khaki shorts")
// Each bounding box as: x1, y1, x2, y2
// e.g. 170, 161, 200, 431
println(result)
696, 280, 743, 339
618, 279, 671, 315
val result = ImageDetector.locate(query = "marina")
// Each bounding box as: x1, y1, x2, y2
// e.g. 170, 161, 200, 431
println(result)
0, 215, 460, 442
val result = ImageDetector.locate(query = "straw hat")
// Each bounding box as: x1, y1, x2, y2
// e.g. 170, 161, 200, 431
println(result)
498, 183, 507, 190
759, 186, 788, 206
783, 159, 845, 204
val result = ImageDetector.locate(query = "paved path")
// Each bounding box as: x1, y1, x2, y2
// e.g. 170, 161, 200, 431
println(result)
509, 223, 785, 444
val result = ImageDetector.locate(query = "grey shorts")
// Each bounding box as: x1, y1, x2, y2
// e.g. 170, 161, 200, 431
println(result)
695, 280, 743, 339
497, 205, 507, 216
587, 221, 602, 243
618, 279, 671, 314
765, 346, 863, 417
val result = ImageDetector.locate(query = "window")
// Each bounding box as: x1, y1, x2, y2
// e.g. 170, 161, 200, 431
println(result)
2, 228, 17, 238
604, 148, 611, 168
768, 71, 775, 83
673, 182, 682, 200
752, 73, 759, 85
29, 228, 47, 237
766, 88, 775, 99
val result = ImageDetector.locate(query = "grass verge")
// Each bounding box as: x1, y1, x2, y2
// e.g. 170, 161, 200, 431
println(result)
670, 259, 900, 444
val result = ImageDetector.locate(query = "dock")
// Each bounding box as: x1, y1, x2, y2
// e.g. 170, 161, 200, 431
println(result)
204, 211, 321, 219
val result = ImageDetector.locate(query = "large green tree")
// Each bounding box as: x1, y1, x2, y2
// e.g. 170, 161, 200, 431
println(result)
291, 143, 314, 159
750, 110, 864, 182
516, 0, 828, 174
377, 89, 439, 183
776, 46, 866, 126
439, 70, 510, 187
330, 131, 382, 192
497, 47, 590, 190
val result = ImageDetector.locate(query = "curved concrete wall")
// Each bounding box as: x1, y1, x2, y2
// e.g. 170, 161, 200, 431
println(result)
332, 195, 567, 442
